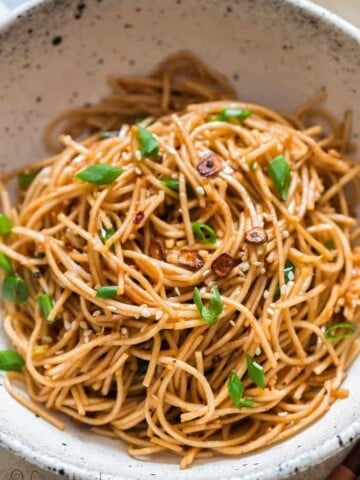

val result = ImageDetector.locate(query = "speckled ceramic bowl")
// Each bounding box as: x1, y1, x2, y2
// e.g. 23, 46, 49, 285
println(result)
0, 1, 359, 479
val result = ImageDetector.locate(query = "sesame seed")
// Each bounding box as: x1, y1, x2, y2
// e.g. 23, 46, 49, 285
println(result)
64, 320, 71, 330
286, 281, 295, 294
120, 327, 129, 337
42, 336, 53, 344
140, 308, 151, 318
263, 290, 269, 299
280, 284, 287, 295
278, 411, 288, 417
239, 262, 250, 272
155, 310, 163, 320
202, 269, 210, 277
108, 306, 117, 312
253, 261, 262, 267
255, 347, 262, 356
95, 151, 103, 159
288, 271, 295, 281
72, 154, 85, 164
267, 307, 275, 316
200, 287, 206, 293
195, 186, 205, 196
135, 167, 142, 175
174, 287, 181, 296
92, 310, 101, 317
223, 166, 234, 175
135, 150, 142, 161
84, 337, 90, 344
80, 321, 87, 329
253, 360, 263, 370
167, 147, 176, 155
260, 267, 266, 275
229, 320, 236, 326
122, 152, 131, 161
282, 230, 289, 238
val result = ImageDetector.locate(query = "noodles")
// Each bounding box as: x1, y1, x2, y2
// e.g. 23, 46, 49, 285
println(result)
0, 52, 360, 468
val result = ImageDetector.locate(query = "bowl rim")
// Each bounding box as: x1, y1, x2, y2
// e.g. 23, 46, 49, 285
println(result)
0, 0, 359, 478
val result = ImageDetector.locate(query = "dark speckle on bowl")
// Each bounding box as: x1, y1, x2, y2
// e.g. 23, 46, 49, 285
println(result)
51, 35, 63, 46
337, 435, 344, 447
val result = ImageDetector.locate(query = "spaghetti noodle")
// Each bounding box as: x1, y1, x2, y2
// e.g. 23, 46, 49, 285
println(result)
0, 52, 360, 468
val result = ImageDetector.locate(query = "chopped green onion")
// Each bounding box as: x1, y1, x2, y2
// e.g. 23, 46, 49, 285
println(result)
34, 252, 45, 259
228, 370, 256, 409
193, 285, 222, 325
100, 223, 115, 253
136, 126, 159, 159
37, 294, 53, 323
211, 108, 252, 123
100, 224, 116, 243
95, 285, 118, 299
136, 359, 149, 376
192, 221, 217, 244
0, 350, 25, 372
268, 155, 291, 201
161, 178, 195, 198
274, 259, 295, 299
2, 275, 28, 304
75, 164, 123, 185
18, 169, 39, 189
162, 178, 180, 192
324, 322, 357, 341
0, 213, 12, 237
324, 240, 335, 250
99, 131, 120, 139
246, 354, 266, 389
0, 252, 13, 274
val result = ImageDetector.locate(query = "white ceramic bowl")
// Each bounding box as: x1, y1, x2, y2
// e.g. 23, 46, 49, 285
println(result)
0, 1, 359, 479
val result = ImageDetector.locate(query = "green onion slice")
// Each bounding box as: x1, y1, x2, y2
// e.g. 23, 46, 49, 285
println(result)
324, 322, 357, 341
193, 286, 222, 325
2, 275, 28, 304
75, 164, 123, 185
0, 252, 13, 274
211, 108, 252, 123
192, 221, 217, 244
246, 354, 266, 389
0, 350, 25, 372
274, 259, 295, 299
18, 169, 39, 189
324, 240, 335, 250
99, 131, 120, 139
37, 294, 54, 323
162, 179, 180, 192
95, 285, 118, 299
136, 126, 159, 159
228, 370, 256, 408
268, 155, 291, 200
0, 213, 12, 237
162, 178, 195, 198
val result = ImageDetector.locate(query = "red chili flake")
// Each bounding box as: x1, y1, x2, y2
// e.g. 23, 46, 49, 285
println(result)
197, 151, 223, 177
211, 253, 235, 278
245, 227, 268, 245
149, 240, 165, 260
134, 211, 145, 225
178, 249, 205, 270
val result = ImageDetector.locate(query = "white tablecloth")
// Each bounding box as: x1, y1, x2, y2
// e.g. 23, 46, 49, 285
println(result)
0, 1, 359, 479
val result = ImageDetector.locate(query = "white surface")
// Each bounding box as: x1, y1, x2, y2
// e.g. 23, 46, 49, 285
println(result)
0, 1, 359, 479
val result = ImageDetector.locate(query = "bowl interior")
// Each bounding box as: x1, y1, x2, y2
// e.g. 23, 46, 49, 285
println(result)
0, 1, 359, 479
